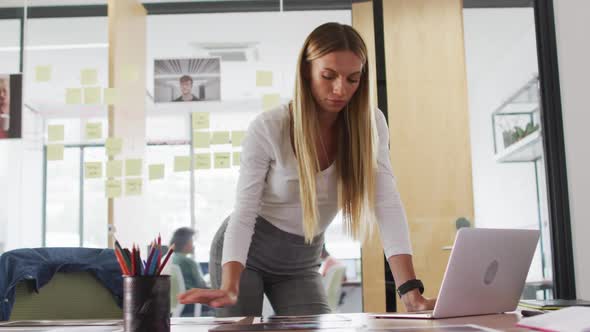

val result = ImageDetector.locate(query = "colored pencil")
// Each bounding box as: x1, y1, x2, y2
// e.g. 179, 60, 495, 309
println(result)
157, 244, 175, 275
123, 248, 132, 268
114, 247, 130, 275
145, 241, 156, 275
115, 240, 131, 268
115, 234, 179, 276
155, 245, 162, 275
136, 247, 143, 276
131, 245, 136, 276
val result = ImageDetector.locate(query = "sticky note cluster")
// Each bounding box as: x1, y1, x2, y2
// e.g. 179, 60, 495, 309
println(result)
46, 124, 65, 161
85, 122, 102, 140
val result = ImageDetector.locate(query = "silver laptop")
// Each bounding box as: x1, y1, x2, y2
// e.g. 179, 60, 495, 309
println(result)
373, 228, 540, 319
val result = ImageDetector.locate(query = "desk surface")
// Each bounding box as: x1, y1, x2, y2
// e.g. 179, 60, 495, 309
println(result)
0, 312, 533, 331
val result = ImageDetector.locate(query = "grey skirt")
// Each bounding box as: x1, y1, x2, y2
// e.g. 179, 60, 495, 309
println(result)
209, 216, 330, 316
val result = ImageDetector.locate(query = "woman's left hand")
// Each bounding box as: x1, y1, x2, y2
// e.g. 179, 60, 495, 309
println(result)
401, 290, 436, 312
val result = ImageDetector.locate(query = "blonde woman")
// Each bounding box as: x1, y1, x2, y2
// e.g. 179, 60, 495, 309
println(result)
179, 22, 436, 316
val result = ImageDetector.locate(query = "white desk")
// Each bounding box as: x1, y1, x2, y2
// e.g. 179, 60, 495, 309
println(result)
0, 312, 534, 331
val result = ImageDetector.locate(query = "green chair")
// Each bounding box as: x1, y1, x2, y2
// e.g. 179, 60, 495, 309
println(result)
10, 271, 122, 321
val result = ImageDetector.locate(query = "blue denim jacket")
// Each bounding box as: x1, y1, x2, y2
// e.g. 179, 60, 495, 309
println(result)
0, 248, 123, 321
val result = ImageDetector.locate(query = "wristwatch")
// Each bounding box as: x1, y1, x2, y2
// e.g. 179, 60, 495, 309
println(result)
397, 279, 424, 298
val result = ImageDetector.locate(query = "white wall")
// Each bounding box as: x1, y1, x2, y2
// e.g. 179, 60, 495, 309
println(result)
0, 19, 20, 73
463, 8, 548, 281
553, 0, 590, 300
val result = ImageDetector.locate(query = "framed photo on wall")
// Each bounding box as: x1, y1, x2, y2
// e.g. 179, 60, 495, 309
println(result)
0, 73, 22, 139
154, 57, 221, 103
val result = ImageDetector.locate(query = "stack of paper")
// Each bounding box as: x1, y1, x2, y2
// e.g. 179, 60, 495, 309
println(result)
516, 306, 590, 331
520, 299, 590, 310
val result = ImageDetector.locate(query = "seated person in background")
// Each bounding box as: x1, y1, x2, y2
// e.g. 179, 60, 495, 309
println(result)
170, 227, 209, 316
318, 244, 346, 281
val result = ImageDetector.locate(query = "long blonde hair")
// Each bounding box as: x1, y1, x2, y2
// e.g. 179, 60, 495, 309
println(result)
292, 22, 379, 243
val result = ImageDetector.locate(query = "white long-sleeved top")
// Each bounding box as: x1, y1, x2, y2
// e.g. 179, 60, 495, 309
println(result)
222, 104, 412, 266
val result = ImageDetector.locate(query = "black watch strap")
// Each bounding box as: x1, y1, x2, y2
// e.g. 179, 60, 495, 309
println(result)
397, 279, 424, 297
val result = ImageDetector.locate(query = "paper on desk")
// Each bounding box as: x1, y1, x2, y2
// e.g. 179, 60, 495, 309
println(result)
263, 314, 351, 323
365, 325, 500, 332
516, 306, 590, 332
364, 324, 500, 332
170, 316, 245, 325
0, 320, 121, 327
374, 324, 501, 332
46, 327, 122, 332
209, 321, 360, 331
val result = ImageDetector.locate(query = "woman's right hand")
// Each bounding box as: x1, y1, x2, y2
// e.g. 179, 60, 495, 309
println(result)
179, 261, 243, 308
177, 287, 238, 308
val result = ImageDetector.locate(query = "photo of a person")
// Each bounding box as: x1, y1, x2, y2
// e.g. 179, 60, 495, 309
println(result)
0, 75, 10, 138
0, 74, 21, 139
154, 58, 221, 103
173, 75, 200, 102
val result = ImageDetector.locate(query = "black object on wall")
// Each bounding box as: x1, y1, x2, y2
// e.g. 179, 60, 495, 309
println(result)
8, 74, 22, 139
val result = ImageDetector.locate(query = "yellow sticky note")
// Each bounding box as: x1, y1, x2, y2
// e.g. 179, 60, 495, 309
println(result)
174, 156, 191, 172
65, 88, 82, 104
256, 70, 273, 87
232, 152, 241, 166
214, 152, 231, 169
81, 68, 98, 85
103, 88, 117, 105
149, 164, 165, 180
194, 153, 211, 170
85, 122, 102, 140
125, 178, 143, 196
105, 179, 122, 198
46, 144, 64, 161
122, 65, 139, 83
106, 160, 123, 178
193, 131, 210, 149
47, 125, 64, 142
105, 138, 122, 156
84, 161, 102, 179
211, 131, 230, 145
232, 131, 246, 147
84, 87, 101, 104
192, 112, 210, 130
125, 159, 142, 176
36, 65, 51, 82
262, 93, 281, 111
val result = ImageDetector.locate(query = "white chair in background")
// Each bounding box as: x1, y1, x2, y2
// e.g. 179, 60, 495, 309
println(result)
262, 293, 275, 317
162, 263, 202, 317
322, 265, 346, 312
162, 263, 185, 317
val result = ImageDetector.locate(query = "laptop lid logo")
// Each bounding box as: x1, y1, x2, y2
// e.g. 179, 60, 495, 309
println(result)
484, 260, 499, 285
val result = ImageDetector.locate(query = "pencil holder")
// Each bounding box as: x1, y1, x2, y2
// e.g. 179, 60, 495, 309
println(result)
123, 275, 170, 332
